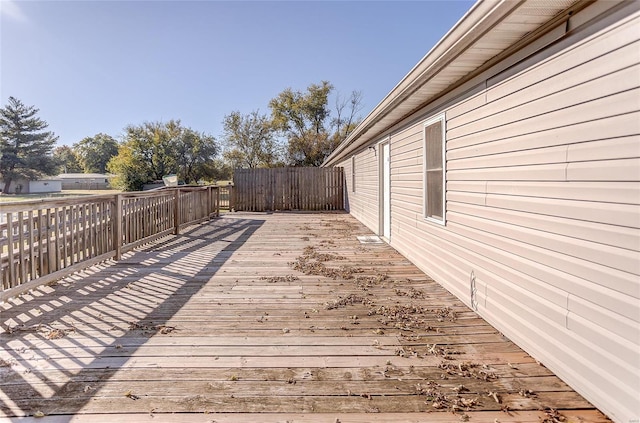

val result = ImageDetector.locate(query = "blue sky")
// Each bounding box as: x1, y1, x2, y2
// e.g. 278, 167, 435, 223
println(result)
1, 0, 473, 147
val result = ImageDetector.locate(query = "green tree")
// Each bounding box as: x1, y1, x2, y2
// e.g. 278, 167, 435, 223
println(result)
222, 110, 280, 169
175, 128, 219, 183
208, 158, 233, 181
269, 81, 362, 166
107, 143, 148, 192
52, 145, 82, 173
74, 133, 119, 173
107, 120, 219, 191
0, 97, 58, 193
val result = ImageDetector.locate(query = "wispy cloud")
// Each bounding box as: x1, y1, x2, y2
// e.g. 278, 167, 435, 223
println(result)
0, 0, 29, 23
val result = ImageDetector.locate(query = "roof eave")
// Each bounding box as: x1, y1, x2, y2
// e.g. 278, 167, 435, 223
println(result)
322, 0, 523, 167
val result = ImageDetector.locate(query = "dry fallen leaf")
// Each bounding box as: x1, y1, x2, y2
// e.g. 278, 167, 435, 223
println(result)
540, 408, 567, 423
487, 391, 501, 404
519, 388, 536, 397
124, 390, 140, 400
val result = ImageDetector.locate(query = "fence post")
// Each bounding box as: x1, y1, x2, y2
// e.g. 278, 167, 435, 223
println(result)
174, 188, 181, 235
114, 194, 123, 260
216, 187, 220, 217
229, 185, 234, 212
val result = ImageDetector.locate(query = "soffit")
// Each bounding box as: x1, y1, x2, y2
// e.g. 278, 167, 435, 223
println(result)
324, 0, 580, 166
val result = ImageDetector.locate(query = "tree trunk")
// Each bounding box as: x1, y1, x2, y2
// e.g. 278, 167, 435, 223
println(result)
2, 178, 13, 194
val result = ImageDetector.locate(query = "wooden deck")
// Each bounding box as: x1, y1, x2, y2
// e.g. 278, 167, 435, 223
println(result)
0, 212, 609, 422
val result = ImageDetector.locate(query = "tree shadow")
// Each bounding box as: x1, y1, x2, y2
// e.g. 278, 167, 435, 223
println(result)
0, 216, 264, 419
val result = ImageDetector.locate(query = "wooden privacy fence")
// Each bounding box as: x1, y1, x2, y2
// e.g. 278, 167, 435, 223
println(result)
0, 186, 221, 302
233, 167, 344, 212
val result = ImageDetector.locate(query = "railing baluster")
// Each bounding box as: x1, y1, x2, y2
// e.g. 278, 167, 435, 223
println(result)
28, 210, 35, 279
17, 212, 25, 285
6, 212, 14, 288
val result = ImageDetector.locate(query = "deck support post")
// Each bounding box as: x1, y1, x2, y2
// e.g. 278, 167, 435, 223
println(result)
207, 186, 212, 219
216, 187, 220, 217
114, 194, 123, 261
173, 188, 181, 235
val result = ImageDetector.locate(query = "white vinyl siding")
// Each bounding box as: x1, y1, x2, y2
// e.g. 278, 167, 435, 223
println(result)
423, 115, 445, 224
340, 4, 640, 423
351, 156, 356, 193
339, 149, 379, 233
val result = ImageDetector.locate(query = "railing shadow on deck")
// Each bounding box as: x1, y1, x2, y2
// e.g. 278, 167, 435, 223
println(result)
0, 216, 263, 418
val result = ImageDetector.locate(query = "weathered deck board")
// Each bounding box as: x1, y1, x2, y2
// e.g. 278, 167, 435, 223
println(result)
0, 212, 609, 421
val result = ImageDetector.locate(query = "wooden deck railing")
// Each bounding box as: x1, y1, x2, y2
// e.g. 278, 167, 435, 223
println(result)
0, 186, 221, 302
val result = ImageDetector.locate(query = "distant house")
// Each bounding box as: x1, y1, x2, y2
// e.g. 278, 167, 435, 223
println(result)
57, 173, 114, 190
324, 1, 639, 423
0, 178, 62, 194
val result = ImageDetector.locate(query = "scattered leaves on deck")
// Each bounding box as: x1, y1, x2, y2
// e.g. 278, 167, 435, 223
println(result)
0, 358, 17, 367
128, 321, 176, 334
290, 246, 362, 280
416, 380, 480, 414
355, 273, 388, 290
541, 408, 567, 423
260, 275, 300, 284
438, 362, 498, 381
325, 294, 373, 310
368, 304, 434, 331
433, 307, 457, 322
394, 287, 426, 298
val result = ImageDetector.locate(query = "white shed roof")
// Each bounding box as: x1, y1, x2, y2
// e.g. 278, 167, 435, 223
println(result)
56, 173, 114, 179
324, 0, 581, 166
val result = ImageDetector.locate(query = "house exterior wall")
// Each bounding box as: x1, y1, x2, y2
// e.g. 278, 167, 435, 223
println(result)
59, 177, 111, 190
28, 180, 61, 193
344, 148, 380, 234
337, 4, 639, 422
0, 179, 29, 194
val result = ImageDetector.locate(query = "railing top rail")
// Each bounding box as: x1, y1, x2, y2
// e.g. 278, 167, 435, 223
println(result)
0, 193, 118, 213
151, 185, 219, 192
118, 190, 176, 199
0, 185, 223, 214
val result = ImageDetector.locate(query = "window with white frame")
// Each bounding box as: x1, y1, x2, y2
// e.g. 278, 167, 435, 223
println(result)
351, 155, 356, 193
423, 114, 445, 224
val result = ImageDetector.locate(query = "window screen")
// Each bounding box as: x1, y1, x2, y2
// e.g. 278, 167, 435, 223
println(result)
424, 116, 445, 223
